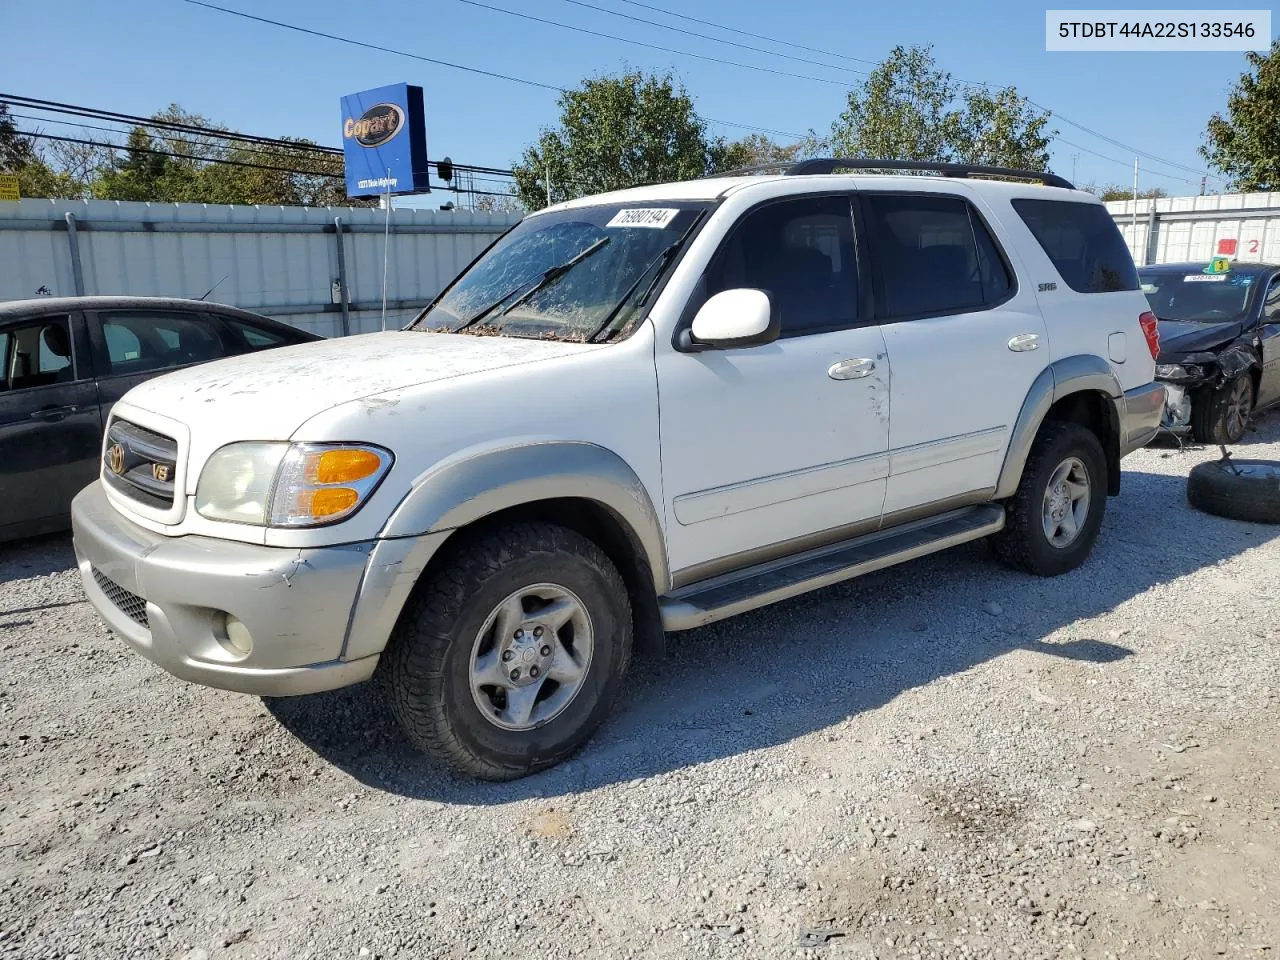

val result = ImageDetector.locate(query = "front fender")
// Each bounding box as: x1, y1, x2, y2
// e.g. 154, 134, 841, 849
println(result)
378, 441, 670, 592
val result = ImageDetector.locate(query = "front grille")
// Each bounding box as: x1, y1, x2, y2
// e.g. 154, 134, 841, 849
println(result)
91, 568, 149, 628
102, 419, 179, 510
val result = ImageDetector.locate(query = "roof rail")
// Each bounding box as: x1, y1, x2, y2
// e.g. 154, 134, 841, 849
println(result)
787, 158, 1074, 189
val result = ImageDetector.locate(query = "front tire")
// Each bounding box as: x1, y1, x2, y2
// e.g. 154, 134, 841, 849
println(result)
990, 421, 1108, 577
379, 522, 633, 780
1192, 374, 1254, 445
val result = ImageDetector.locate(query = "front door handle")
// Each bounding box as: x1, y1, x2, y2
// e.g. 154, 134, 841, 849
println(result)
828, 358, 876, 380
29, 404, 79, 422
1008, 334, 1040, 352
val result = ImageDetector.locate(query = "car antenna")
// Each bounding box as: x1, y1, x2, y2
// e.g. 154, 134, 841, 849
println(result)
196, 276, 229, 301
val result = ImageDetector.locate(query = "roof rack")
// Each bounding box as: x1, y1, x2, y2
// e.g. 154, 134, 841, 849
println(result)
710, 158, 1074, 190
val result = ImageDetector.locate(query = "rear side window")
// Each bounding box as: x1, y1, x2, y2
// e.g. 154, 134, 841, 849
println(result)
224, 317, 289, 351
862, 193, 1013, 319
1012, 199, 1139, 294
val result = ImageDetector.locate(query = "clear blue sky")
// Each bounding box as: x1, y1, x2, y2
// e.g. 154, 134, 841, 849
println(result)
1, 0, 1265, 195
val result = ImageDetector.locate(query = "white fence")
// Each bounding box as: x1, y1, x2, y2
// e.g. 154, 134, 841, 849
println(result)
0, 199, 522, 337
1106, 191, 1280, 267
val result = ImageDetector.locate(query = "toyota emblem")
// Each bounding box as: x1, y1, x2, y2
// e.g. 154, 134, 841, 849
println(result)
106, 443, 126, 476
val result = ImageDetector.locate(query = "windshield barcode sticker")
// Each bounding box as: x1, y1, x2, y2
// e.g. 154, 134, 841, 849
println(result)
1184, 274, 1228, 282
606, 208, 679, 229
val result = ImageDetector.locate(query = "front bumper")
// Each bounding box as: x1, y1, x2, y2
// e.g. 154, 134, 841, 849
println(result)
72, 482, 447, 697
1115, 381, 1166, 456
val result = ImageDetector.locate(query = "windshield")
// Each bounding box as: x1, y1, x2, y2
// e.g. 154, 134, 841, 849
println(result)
1138, 268, 1259, 322
412, 202, 709, 340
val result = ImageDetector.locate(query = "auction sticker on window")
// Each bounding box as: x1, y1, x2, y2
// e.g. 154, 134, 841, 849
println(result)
607, 208, 679, 228
1184, 274, 1228, 282
1046, 10, 1270, 50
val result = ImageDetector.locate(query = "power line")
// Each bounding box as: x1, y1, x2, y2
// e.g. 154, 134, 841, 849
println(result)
587, 1, 1220, 181
3, 94, 516, 177
17, 130, 521, 198
610, 0, 880, 67
454, 0, 849, 87
1053, 135, 1201, 187
177, 1, 808, 141
552, 0, 867, 78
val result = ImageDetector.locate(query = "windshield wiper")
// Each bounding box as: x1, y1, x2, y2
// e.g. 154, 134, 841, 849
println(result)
453, 236, 611, 333
585, 214, 704, 343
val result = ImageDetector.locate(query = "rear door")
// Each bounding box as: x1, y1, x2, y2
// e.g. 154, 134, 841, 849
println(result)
86, 308, 229, 426
0, 311, 102, 536
1258, 273, 1280, 407
859, 190, 1048, 519
1004, 197, 1153, 393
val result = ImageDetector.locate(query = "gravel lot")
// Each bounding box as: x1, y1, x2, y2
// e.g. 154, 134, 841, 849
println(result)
3, 416, 1279, 960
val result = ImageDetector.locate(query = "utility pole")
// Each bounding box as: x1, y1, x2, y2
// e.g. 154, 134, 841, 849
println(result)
545, 161, 552, 208
1132, 157, 1140, 257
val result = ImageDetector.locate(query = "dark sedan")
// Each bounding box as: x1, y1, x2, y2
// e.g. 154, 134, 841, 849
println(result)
0, 296, 320, 541
1139, 262, 1280, 443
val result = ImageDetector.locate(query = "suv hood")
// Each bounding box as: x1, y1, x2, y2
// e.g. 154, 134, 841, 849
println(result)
120, 330, 599, 449
1156, 317, 1249, 358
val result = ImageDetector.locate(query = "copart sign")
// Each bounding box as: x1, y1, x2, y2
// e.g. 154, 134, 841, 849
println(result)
339, 83, 431, 198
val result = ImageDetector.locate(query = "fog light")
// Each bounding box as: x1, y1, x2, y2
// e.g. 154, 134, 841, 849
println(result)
214, 612, 253, 658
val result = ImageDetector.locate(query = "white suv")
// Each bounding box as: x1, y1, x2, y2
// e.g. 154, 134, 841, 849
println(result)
72, 160, 1165, 779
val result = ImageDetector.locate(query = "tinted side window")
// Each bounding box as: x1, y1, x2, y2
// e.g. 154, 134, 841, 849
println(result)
0, 315, 76, 392
1265, 277, 1280, 319
1012, 198, 1139, 294
224, 318, 288, 351
96, 311, 224, 375
706, 195, 858, 336
863, 194, 1013, 318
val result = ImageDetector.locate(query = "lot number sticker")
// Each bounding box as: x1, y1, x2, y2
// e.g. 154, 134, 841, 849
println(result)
1184, 274, 1228, 282
607, 208, 679, 229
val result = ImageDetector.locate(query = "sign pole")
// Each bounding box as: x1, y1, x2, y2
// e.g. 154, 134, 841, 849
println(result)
381, 168, 392, 333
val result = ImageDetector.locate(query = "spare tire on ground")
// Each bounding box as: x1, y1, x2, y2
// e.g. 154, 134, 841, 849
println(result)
1187, 458, 1280, 524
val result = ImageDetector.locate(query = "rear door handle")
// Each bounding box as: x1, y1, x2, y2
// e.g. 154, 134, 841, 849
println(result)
1008, 334, 1040, 352
29, 404, 79, 422
828, 358, 876, 380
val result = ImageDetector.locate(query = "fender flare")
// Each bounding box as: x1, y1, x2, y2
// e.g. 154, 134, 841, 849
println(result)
378, 440, 670, 592
995, 355, 1123, 499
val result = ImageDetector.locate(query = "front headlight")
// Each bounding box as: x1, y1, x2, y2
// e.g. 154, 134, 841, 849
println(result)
195, 442, 393, 527
1154, 363, 1204, 382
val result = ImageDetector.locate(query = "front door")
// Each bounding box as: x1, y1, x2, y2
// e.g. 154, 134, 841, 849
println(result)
656, 194, 890, 582
0, 312, 102, 537
1257, 274, 1280, 407
859, 191, 1049, 519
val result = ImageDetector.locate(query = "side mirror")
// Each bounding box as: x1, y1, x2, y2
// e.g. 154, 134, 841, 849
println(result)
683, 289, 778, 350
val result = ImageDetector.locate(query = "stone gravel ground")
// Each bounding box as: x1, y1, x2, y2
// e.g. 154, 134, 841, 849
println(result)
2, 416, 1279, 960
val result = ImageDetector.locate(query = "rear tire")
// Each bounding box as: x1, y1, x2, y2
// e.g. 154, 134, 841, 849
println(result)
1192, 374, 1254, 445
379, 522, 633, 780
990, 421, 1108, 577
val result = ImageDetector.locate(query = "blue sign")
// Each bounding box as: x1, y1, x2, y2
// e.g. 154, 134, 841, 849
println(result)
340, 83, 430, 197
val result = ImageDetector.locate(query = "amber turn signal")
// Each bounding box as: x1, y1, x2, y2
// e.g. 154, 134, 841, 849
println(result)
308, 448, 383, 485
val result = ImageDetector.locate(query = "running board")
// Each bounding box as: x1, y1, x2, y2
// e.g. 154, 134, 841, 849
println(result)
659, 504, 1006, 631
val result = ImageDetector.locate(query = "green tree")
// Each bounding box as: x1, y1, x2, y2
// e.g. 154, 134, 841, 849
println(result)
708, 133, 801, 173
831, 45, 956, 162
829, 45, 1054, 169
0, 102, 34, 173
512, 72, 714, 210
947, 86, 1053, 170
1094, 184, 1168, 202
1201, 40, 1280, 191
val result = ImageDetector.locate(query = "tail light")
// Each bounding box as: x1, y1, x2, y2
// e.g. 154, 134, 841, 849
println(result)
1139, 311, 1160, 360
